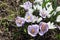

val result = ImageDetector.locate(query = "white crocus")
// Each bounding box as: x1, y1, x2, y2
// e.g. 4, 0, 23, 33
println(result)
37, 17, 42, 23
32, 16, 38, 23
46, 2, 53, 14
34, 0, 43, 5
47, 11, 57, 18
28, 8, 34, 14
32, 16, 42, 23
46, 12, 52, 18
47, 22, 57, 29
33, 4, 42, 10
56, 15, 60, 22
56, 6, 60, 12
52, 11, 57, 16
45, 2, 53, 18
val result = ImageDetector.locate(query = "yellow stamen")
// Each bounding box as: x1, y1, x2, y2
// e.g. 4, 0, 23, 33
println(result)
27, 16, 30, 20
17, 19, 22, 24
31, 29, 35, 34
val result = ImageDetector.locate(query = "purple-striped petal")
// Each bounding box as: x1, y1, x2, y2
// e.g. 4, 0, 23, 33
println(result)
39, 22, 49, 36
28, 24, 39, 37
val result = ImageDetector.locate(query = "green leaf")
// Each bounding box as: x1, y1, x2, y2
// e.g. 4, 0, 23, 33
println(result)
24, 29, 26, 33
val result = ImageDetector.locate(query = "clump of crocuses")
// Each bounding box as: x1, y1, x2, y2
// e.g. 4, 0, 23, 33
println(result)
15, 0, 59, 37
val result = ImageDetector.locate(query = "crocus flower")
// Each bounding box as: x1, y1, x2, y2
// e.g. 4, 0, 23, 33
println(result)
28, 24, 39, 37
37, 17, 42, 23
56, 15, 60, 22
32, 16, 42, 23
52, 11, 57, 16
20, 1, 32, 10
39, 8, 48, 18
15, 16, 25, 27
39, 2, 53, 18
33, 4, 42, 10
32, 16, 38, 23
39, 22, 49, 36
25, 11, 34, 22
34, 0, 43, 5
47, 11, 57, 18
28, 8, 34, 14
56, 6, 60, 12
47, 22, 57, 29
46, 2, 53, 14
46, 2, 53, 18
